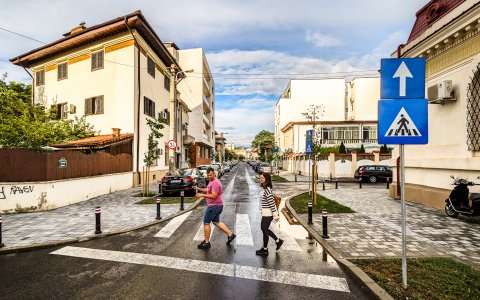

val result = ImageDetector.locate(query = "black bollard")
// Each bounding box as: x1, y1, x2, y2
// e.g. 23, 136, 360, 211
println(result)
156, 197, 162, 220
322, 209, 329, 239
308, 200, 313, 224
0, 215, 4, 248
295, 174, 297, 182
335, 180, 338, 189
359, 178, 362, 189
386, 177, 390, 189
180, 190, 185, 210
94, 206, 102, 234
322, 180, 325, 191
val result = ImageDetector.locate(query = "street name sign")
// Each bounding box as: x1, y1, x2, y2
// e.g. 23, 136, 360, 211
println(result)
381, 58, 426, 99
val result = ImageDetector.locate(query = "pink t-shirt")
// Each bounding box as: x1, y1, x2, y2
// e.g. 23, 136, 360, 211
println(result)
206, 178, 223, 206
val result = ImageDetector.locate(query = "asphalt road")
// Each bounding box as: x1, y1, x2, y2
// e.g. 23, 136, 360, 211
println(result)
0, 163, 370, 299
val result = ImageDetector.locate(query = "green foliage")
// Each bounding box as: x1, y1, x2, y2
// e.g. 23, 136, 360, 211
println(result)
251, 130, 274, 162
359, 144, 366, 154
290, 192, 355, 214
0, 75, 97, 151
144, 115, 165, 167
339, 141, 346, 154
380, 144, 389, 153
302, 104, 326, 156
318, 145, 339, 155
238, 154, 245, 160
224, 148, 237, 161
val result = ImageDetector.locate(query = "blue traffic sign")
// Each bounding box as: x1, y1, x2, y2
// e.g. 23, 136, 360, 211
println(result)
381, 58, 426, 99
378, 99, 428, 144
274, 145, 279, 153
305, 130, 313, 154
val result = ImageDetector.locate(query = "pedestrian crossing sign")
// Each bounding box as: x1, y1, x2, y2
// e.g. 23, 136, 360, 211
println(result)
378, 99, 428, 144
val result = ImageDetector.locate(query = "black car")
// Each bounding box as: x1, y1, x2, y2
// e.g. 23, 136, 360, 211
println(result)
160, 168, 206, 196
354, 165, 392, 183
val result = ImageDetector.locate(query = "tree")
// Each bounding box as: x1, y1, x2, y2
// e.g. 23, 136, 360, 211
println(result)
302, 104, 326, 205
251, 130, 274, 162
380, 144, 389, 153
339, 141, 347, 154
143, 115, 165, 196
0, 74, 96, 151
359, 144, 366, 154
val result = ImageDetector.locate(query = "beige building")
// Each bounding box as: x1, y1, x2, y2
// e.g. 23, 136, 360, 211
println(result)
10, 11, 188, 187
275, 77, 381, 156
169, 46, 216, 167
389, 0, 480, 208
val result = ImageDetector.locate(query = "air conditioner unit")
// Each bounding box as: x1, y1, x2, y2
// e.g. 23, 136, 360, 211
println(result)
427, 80, 455, 104
158, 111, 169, 120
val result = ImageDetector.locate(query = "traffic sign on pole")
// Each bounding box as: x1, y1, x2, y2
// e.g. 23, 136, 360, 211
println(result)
381, 58, 426, 99
167, 140, 177, 150
305, 130, 313, 155
378, 99, 428, 144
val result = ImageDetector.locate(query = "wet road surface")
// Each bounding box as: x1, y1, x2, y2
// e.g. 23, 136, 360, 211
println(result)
0, 162, 370, 299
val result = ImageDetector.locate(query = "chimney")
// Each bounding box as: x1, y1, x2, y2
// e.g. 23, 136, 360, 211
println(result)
63, 22, 86, 37
112, 128, 121, 138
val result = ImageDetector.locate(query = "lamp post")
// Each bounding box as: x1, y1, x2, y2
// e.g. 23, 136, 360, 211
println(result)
168, 65, 193, 171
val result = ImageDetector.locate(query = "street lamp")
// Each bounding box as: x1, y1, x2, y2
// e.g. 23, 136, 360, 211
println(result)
168, 66, 194, 170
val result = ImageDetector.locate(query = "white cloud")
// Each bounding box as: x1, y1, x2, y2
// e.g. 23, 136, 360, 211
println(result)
305, 30, 342, 47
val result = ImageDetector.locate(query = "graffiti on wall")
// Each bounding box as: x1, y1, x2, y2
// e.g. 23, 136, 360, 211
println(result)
0, 186, 35, 199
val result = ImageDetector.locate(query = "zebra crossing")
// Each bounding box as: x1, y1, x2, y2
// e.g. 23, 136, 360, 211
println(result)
154, 211, 303, 252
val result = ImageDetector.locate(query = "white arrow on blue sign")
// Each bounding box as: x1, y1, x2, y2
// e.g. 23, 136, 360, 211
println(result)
381, 58, 426, 99
378, 99, 428, 144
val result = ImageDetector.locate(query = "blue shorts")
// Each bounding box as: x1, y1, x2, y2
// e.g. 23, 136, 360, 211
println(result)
203, 205, 223, 224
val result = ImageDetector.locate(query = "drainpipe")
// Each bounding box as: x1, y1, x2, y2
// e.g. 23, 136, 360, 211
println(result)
396, 44, 405, 58
125, 18, 142, 185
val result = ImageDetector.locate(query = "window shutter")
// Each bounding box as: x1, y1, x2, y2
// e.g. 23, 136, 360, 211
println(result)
97, 51, 104, 69
91, 53, 97, 70
85, 98, 92, 115
95, 96, 104, 114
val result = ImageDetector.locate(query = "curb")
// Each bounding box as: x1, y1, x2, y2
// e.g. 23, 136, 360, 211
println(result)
0, 198, 205, 255
285, 195, 394, 300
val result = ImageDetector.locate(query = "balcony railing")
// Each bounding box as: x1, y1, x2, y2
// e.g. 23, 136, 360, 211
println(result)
202, 133, 210, 142
203, 95, 211, 113
321, 138, 378, 145
203, 114, 210, 127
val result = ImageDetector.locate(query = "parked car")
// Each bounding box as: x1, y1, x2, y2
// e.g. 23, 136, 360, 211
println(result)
197, 165, 219, 181
160, 168, 206, 196
223, 162, 231, 172
354, 165, 392, 183
212, 163, 224, 176
258, 162, 272, 173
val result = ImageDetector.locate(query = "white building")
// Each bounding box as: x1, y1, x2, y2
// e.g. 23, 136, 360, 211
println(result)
388, 0, 480, 209
168, 46, 216, 167
275, 77, 381, 155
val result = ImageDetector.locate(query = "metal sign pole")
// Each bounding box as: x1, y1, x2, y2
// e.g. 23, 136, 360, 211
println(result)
308, 158, 311, 195
400, 144, 407, 288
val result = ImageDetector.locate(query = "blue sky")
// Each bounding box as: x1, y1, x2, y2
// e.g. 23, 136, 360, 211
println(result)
0, 0, 429, 146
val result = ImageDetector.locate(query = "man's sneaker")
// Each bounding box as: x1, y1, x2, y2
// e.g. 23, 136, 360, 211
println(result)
275, 239, 284, 250
197, 241, 211, 249
256, 248, 269, 256
226, 233, 236, 245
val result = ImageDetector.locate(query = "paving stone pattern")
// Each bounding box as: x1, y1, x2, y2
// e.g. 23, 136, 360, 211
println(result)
2, 184, 189, 248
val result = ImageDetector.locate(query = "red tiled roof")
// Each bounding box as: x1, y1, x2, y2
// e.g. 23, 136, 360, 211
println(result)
407, 0, 466, 43
51, 133, 134, 148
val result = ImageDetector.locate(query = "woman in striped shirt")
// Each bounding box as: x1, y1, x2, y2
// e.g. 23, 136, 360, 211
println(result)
256, 172, 284, 256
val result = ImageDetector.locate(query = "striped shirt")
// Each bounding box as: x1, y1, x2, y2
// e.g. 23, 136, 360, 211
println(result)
261, 187, 278, 217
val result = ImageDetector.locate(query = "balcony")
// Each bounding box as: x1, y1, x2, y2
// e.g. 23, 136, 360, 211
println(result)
183, 134, 195, 145
202, 133, 210, 142
203, 114, 210, 128
203, 95, 211, 113
203, 76, 211, 97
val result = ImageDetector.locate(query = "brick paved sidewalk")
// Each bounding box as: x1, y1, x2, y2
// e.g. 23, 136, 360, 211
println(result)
274, 171, 480, 268
1, 184, 192, 249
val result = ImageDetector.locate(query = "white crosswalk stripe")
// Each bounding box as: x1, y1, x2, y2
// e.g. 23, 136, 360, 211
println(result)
235, 214, 254, 246
155, 211, 192, 238
193, 223, 215, 241
51, 246, 350, 292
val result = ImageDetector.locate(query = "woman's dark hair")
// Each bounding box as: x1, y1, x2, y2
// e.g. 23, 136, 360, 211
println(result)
261, 172, 273, 189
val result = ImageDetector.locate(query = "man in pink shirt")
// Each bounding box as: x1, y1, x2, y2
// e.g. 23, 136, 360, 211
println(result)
194, 167, 236, 249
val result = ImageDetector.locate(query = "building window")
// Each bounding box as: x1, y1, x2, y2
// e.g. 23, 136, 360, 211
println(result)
467, 62, 480, 151
362, 126, 378, 140
57, 62, 68, 81
147, 56, 155, 78
51, 103, 68, 120
144, 97, 156, 118
91, 50, 104, 71
164, 75, 170, 91
85, 96, 104, 115
36, 69, 45, 86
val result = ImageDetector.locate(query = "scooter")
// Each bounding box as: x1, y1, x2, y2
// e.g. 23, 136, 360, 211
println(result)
444, 175, 480, 218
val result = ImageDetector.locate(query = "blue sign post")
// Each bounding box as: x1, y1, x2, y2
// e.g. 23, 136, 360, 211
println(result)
378, 58, 428, 289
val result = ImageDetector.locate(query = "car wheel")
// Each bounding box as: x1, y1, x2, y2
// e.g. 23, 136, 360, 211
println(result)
369, 175, 377, 183
444, 202, 459, 217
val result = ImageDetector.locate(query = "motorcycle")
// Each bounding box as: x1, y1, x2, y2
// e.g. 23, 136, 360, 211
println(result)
444, 175, 480, 218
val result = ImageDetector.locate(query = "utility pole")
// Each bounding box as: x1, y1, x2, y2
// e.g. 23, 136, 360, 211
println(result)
168, 64, 176, 171
312, 108, 317, 205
